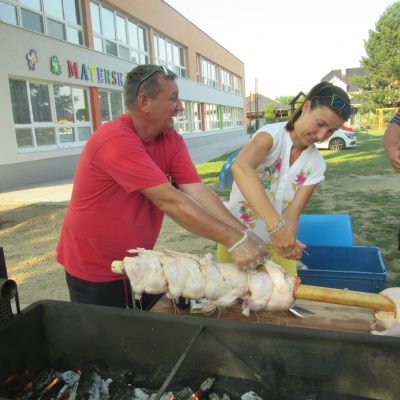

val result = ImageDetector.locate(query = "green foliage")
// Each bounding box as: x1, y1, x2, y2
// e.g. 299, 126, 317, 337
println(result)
356, 1, 400, 110
264, 103, 277, 121
275, 95, 294, 105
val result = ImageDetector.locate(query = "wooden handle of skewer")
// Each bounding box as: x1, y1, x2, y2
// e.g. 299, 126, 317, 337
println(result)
295, 285, 395, 313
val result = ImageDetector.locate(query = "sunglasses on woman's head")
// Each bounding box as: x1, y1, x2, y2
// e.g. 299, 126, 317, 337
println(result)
135, 65, 169, 96
312, 95, 357, 119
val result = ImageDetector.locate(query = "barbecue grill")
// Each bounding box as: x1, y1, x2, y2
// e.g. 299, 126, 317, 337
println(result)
1, 300, 400, 399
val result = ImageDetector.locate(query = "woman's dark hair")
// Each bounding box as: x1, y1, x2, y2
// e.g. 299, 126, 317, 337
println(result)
124, 64, 177, 109
285, 82, 353, 131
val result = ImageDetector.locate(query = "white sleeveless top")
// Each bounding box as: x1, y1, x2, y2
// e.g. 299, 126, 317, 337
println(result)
224, 122, 326, 242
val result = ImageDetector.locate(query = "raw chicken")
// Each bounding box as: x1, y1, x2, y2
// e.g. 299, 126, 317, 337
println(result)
371, 287, 400, 337
112, 249, 298, 315
113, 248, 167, 299
203, 254, 248, 307
264, 261, 297, 311
242, 270, 273, 314
163, 250, 205, 300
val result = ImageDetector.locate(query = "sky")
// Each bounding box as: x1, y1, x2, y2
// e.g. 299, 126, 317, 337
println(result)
164, 0, 397, 99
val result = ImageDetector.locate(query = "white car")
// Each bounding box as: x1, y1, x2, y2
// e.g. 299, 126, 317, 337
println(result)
315, 129, 357, 151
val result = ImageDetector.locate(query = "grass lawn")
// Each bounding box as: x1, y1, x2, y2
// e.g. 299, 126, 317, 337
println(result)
195, 130, 400, 286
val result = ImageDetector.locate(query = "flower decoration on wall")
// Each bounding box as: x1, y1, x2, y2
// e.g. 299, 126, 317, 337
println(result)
50, 56, 62, 75
26, 49, 38, 71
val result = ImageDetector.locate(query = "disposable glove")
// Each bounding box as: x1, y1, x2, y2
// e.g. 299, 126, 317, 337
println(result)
229, 230, 267, 270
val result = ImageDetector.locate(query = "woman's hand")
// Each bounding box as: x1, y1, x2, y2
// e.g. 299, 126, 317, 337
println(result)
269, 216, 306, 259
270, 223, 297, 258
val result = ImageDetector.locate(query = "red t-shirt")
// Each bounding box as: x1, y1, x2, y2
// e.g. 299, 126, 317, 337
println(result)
56, 114, 201, 282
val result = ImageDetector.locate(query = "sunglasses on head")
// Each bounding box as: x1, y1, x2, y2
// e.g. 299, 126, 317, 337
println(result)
135, 65, 169, 96
312, 95, 357, 119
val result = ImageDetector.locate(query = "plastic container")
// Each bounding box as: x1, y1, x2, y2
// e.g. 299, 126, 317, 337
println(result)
298, 245, 387, 293
298, 214, 353, 247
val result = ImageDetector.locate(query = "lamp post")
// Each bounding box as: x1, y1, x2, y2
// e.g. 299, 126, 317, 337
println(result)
255, 78, 259, 131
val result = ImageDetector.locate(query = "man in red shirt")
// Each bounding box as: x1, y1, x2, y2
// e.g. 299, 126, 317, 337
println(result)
57, 64, 265, 309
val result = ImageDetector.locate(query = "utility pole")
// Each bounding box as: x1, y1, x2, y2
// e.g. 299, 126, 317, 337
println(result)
249, 90, 252, 121
255, 78, 259, 131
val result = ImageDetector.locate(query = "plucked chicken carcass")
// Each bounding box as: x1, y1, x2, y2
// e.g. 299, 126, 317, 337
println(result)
113, 249, 400, 335
111, 249, 299, 314
371, 287, 400, 336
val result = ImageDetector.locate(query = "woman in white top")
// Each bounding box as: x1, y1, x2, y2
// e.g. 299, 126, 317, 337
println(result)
219, 82, 357, 275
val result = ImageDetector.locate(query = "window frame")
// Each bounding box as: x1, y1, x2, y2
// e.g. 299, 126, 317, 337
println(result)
174, 100, 190, 134
9, 78, 92, 152
0, 0, 84, 45
204, 103, 220, 130
90, 0, 148, 63
98, 89, 125, 124
153, 32, 186, 78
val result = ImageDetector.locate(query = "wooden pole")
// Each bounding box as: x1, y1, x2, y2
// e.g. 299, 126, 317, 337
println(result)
295, 285, 395, 313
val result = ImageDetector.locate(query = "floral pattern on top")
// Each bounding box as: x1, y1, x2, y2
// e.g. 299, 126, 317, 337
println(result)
238, 200, 258, 229
291, 167, 312, 193
257, 158, 282, 191
224, 122, 326, 242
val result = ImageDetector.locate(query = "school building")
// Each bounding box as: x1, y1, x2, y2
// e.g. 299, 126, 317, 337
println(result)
0, 0, 246, 191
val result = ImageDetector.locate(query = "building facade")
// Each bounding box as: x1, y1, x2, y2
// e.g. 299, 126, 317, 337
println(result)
0, 0, 246, 191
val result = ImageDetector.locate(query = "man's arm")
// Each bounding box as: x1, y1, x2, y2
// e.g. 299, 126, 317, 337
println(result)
141, 182, 266, 269
177, 182, 246, 231
384, 122, 400, 172
143, 182, 241, 247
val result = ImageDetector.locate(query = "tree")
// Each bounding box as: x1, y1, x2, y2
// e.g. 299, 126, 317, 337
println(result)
275, 95, 294, 105
264, 103, 277, 122
354, 1, 400, 111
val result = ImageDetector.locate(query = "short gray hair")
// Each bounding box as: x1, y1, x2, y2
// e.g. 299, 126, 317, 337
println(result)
124, 64, 177, 109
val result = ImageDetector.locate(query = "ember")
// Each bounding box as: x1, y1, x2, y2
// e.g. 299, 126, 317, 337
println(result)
3, 369, 261, 400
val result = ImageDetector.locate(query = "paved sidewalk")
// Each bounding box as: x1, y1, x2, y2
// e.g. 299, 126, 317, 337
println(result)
0, 178, 73, 203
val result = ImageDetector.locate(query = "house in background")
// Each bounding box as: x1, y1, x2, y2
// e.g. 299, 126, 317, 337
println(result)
245, 94, 290, 121
321, 67, 366, 107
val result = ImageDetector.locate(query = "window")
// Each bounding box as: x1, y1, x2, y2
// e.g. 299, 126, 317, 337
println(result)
0, 0, 83, 45
174, 101, 190, 134
199, 56, 218, 88
220, 68, 233, 93
21, 7, 43, 32
153, 33, 186, 77
90, 1, 148, 63
233, 107, 243, 127
223, 106, 242, 128
204, 104, 220, 130
128, 21, 147, 64
233, 75, 241, 95
0, 2, 17, 25
9, 79, 91, 150
99, 90, 124, 123
191, 102, 203, 132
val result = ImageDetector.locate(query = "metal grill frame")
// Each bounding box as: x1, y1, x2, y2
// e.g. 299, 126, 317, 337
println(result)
0, 248, 14, 323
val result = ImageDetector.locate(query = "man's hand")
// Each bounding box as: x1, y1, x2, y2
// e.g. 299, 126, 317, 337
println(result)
229, 231, 267, 270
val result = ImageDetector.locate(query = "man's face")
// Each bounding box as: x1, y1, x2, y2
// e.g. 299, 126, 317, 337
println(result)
147, 77, 183, 135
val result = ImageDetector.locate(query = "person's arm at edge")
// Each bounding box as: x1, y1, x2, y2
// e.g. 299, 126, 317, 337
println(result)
383, 122, 400, 172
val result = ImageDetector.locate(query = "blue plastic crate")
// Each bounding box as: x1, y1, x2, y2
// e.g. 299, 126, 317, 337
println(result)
298, 214, 353, 247
298, 245, 387, 293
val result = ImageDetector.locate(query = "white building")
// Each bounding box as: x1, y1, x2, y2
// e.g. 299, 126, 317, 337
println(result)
0, 0, 246, 191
